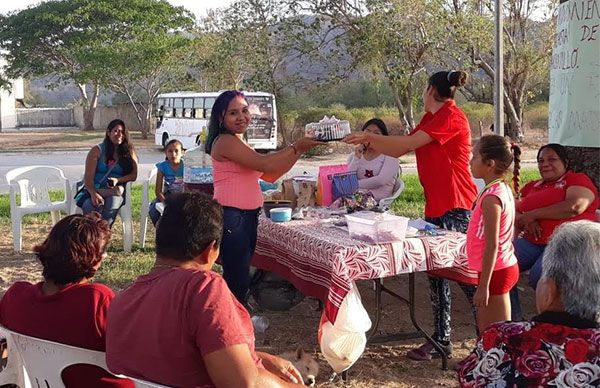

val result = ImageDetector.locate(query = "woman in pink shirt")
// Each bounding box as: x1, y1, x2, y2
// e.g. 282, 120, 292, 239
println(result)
467, 135, 521, 332
205, 90, 321, 306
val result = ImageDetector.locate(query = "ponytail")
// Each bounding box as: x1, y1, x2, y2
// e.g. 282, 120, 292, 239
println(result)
511, 143, 522, 197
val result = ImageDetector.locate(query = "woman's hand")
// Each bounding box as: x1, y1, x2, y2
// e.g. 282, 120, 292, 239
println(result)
91, 191, 104, 206
259, 353, 304, 385
157, 193, 166, 202
473, 286, 489, 308
515, 211, 536, 228
524, 220, 543, 240
343, 131, 372, 146
293, 137, 323, 154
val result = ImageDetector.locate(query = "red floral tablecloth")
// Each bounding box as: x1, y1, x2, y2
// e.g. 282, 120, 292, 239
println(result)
252, 216, 478, 323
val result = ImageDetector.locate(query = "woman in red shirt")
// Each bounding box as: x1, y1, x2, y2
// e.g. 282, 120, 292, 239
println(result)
345, 70, 478, 360
510, 143, 598, 320
0, 213, 132, 387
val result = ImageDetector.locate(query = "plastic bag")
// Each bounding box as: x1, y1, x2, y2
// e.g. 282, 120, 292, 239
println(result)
318, 282, 372, 373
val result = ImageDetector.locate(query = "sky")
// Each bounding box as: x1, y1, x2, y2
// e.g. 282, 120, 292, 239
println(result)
0, 0, 235, 18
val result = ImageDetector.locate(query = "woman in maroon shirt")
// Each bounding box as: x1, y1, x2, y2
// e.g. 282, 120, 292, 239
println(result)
0, 213, 132, 388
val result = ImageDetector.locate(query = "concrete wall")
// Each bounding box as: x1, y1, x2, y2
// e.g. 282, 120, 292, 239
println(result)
17, 108, 74, 127
73, 104, 145, 131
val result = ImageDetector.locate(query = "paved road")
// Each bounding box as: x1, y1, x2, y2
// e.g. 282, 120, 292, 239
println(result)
1, 149, 537, 193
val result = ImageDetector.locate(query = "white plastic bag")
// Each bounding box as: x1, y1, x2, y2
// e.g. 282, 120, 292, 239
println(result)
318, 282, 372, 373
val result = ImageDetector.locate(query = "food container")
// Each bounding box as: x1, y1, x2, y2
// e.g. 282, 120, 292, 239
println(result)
270, 207, 292, 222
305, 116, 351, 142
345, 211, 409, 243
263, 200, 293, 219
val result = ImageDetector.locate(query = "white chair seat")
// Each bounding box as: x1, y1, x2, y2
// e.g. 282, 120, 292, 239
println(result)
6, 166, 71, 252
377, 176, 405, 211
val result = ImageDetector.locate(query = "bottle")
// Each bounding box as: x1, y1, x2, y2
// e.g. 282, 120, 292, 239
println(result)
251, 315, 270, 334
183, 145, 213, 195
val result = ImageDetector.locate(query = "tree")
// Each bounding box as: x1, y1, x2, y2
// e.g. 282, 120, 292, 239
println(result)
193, 0, 315, 144
0, 0, 193, 131
440, 0, 554, 140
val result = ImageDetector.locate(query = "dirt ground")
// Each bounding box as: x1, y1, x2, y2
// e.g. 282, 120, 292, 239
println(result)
0, 222, 539, 387
0, 127, 546, 387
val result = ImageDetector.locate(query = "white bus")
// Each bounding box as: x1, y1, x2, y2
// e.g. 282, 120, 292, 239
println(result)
154, 91, 278, 150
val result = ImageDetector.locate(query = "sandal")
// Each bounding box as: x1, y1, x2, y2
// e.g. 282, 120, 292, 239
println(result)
407, 341, 453, 361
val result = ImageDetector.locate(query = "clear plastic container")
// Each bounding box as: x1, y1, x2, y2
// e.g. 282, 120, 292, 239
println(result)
345, 211, 409, 243
251, 315, 270, 334
305, 116, 351, 141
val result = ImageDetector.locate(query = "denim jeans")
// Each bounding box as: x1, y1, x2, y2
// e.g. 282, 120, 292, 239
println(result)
425, 208, 478, 342
81, 195, 124, 228
149, 199, 162, 226
509, 238, 546, 320
220, 206, 261, 305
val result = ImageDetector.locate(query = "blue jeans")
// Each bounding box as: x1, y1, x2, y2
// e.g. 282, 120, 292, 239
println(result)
149, 199, 162, 226
220, 207, 260, 305
81, 195, 124, 228
509, 238, 546, 320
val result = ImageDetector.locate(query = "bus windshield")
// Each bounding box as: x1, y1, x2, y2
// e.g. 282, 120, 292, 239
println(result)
246, 95, 274, 140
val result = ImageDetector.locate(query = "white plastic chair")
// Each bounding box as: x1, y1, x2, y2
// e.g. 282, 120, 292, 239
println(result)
1, 327, 126, 388
378, 178, 405, 211
71, 180, 134, 253
6, 166, 71, 252
140, 166, 158, 248
0, 328, 26, 388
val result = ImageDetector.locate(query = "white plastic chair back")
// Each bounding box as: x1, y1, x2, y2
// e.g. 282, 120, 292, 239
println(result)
131, 376, 171, 387
378, 178, 405, 211
0, 327, 27, 388
140, 166, 158, 248
71, 178, 134, 252
1, 327, 123, 388
6, 166, 71, 252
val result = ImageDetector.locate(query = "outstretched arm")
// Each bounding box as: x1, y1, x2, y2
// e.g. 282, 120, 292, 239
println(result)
344, 130, 433, 158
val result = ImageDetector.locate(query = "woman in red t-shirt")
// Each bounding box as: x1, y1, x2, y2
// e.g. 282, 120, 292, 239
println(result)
345, 70, 478, 360
510, 143, 599, 320
0, 213, 132, 388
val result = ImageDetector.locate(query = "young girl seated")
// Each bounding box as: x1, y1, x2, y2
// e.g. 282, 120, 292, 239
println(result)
149, 139, 185, 226
468, 135, 521, 332
347, 118, 400, 201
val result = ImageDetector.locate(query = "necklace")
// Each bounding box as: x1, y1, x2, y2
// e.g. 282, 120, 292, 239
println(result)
151, 263, 179, 270
472, 178, 504, 209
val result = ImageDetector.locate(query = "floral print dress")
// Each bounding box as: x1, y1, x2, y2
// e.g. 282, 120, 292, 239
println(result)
458, 311, 600, 387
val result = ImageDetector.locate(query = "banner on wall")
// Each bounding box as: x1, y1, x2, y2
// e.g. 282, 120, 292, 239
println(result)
548, 0, 600, 147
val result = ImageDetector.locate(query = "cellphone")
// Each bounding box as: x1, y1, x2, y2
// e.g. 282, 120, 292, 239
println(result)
107, 179, 115, 188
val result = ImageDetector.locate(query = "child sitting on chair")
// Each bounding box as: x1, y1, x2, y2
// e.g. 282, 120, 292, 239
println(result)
149, 139, 185, 226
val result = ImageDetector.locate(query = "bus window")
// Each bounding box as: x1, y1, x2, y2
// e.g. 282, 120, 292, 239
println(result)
173, 98, 183, 118
193, 98, 204, 108
164, 98, 173, 117
183, 98, 193, 118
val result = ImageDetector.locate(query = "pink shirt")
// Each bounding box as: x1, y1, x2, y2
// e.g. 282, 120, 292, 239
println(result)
466, 181, 517, 272
106, 269, 262, 387
212, 157, 263, 210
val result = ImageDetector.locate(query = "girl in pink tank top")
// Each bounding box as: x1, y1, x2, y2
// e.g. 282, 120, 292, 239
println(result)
204, 91, 321, 306
467, 135, 521, 333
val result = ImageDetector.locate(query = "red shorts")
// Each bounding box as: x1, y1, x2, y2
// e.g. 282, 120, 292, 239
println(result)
478, 264, 519, 295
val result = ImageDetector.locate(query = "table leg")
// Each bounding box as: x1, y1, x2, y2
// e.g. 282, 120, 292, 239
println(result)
366, 274, 448, 370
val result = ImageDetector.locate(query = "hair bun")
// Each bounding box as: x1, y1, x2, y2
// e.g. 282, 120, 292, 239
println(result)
448, 70, 468, 87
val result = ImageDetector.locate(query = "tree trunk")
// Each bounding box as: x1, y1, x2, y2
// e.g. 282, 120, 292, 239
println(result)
564, 146, 600, 201
389, 82, 411, 134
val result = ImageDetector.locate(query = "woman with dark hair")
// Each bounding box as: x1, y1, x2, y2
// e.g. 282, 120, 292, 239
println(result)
205, 90, 321, 307
510, 143, 598, 320
347, 118, 400, 201
345, 70, 479, 360
80, 119, 138, 227
0, 213, 131, 387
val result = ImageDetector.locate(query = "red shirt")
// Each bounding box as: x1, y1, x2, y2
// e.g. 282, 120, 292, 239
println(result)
410, 100, 477, 218
518, 171, 599, 244
106, 268, 262, 387
0, 281, 131, 388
